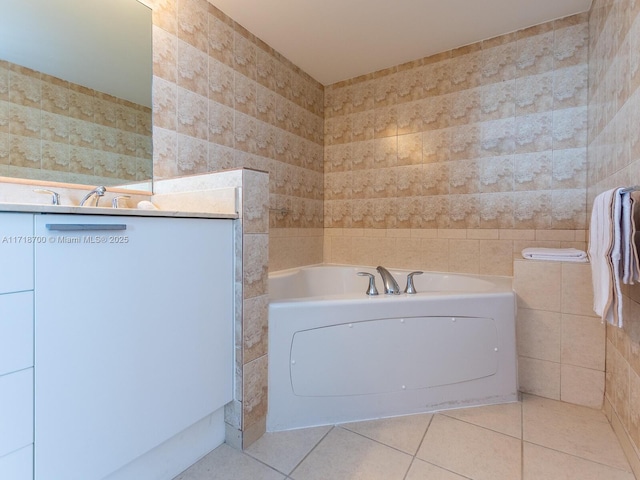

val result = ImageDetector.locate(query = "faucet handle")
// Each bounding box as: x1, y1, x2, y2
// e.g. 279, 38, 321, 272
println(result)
357, 272, 379, 296
112, 195, 131, 208
34, 189, 60, 205
404, 271, 424, 294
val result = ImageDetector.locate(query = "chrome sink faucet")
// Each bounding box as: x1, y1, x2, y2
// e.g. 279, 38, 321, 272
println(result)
376, 266, 401, 295
80, 186, 106, 207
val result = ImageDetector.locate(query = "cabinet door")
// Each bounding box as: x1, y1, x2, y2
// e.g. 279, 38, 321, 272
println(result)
0, 445, 32, 480
34, 215, 233, 480
0, 368, 33, 458
0, 292, 34, 376
0, 213, 33, 294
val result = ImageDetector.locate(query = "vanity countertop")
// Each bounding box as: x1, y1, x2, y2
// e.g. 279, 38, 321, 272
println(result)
0, 203, 238, 219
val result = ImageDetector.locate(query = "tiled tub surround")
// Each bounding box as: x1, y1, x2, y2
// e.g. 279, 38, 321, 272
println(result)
0, 60, 152, 185
323, 13, 589, 276
589, 0, 640, 475
513, 259, 605, 408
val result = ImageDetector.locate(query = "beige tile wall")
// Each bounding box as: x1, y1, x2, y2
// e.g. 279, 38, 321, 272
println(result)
150, 0, 324, 235
589, 0, 640, 473
149, 0, 325, 448
513, 259, 605, 408
323, 14, 589, 275
0, 60, 152, 185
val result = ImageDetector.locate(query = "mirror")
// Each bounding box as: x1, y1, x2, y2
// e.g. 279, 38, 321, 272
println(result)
0, 0, 153, 190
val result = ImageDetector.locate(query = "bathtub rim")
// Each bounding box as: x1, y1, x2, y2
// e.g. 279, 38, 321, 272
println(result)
269, 263, 514, 303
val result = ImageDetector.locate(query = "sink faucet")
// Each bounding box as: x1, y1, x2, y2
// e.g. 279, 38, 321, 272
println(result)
80, 186, 106, 207
376, 266, 401, 295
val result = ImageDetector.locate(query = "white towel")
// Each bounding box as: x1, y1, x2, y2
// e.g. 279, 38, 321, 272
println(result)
588, 189, 615, 325
621, 191, 640, 284
521, 247, 588, 262
588, 187, 640, 328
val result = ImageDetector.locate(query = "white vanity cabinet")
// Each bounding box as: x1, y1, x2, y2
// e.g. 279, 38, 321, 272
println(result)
0, 213, 34, 480
1, 212, 234, 480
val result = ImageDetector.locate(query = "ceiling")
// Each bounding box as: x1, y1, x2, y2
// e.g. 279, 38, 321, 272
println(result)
210, 0, 593, 86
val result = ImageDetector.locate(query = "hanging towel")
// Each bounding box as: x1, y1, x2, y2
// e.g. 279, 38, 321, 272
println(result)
521, 247, 588, 262
588, 189, 616, 325
588, 187, 640, 328
621, 190, 640, 284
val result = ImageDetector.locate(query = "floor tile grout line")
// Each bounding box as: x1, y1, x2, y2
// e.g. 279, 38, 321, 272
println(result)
523, 439, 636, 473
242, 451, 294, 477
439, 410, 523, 440
282, 425, 335, 477
400, 414, 435, 480
335, 423, 418, 457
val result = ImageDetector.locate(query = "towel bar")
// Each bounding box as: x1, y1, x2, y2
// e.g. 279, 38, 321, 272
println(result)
621, 186, 640, 193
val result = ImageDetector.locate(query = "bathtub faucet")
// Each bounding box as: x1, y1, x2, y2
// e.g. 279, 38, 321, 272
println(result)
376, 266, 401, 295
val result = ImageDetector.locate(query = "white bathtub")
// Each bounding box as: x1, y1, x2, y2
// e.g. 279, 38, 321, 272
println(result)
267, 265, 518, 432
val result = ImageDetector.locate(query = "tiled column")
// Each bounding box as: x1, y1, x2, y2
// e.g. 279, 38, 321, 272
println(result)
225, 169, 270, 449
513, 259, 605, 408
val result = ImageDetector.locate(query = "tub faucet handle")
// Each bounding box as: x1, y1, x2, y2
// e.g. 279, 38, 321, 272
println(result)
34, 188, 60, 205
357, 272, 379, 296
404, 271, 423, 294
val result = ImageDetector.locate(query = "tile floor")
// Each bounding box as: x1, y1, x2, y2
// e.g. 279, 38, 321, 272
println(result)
174, 395, 637, 480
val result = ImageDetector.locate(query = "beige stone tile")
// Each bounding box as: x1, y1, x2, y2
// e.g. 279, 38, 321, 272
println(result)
561, 314, 606, 370
561, 364, 604, 409
245, 426, 331, 475
518, 356, 560, 399
478, 239, 514, 276
448, 239, 479, 274
479, 192, 515, 229
513, 191, 552, 229
242, 355, 268, 430
449, 194, 481, 229
417, 415, 521, 480
291, 427, 412, 480
176, 88, 208, 140
340, 413, 433, 455
513, 260, 562, 311
523, 442, 635, 480
243, 295, 268, 364
467, 228, 500, 240
405, 459, 468, 480
243, 234, 268, 298
242, 171, 269, 234
174, 444, 284, 480
516, 71, 553, 115
522, 394, 631, 470
441, 401, 522, 438
517, 308, 562, 362
501, 230, 535, 241
551, 189, 587, 230
561, 262, 596, 316
553, 106, 588, 150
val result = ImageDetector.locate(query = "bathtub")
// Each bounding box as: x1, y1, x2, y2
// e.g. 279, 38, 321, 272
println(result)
267, 265, 518, 432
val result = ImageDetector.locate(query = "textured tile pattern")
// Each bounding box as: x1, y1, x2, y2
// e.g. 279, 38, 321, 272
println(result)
322, 14, 589, 276
588, 0, 640, 475
150, 0, 324, 234
174, 398, 634, 480
0, 60, 151, 185
324, 14, 588, 233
